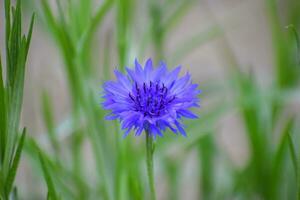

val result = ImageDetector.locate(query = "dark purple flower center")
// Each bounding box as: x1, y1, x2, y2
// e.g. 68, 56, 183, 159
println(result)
129, 81, 175, 117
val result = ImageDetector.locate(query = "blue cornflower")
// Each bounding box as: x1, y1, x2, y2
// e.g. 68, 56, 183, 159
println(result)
102, 59, 200, 138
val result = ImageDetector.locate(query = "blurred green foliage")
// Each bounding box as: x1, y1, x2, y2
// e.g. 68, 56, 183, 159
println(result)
0, 0, 300, 199
0, 0, 34, 199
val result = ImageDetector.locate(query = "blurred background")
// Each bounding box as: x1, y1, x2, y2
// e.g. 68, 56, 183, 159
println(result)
1, 0, 300, 199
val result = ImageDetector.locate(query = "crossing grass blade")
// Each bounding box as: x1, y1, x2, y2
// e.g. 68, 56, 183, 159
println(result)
288, 132, 298, 179
41, 92, 60, 156
4, 129, 26, 196
39, 153, 59, 200
287, 131, 300, 200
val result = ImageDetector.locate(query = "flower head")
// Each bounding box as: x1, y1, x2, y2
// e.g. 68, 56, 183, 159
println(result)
102, 59, 200, 138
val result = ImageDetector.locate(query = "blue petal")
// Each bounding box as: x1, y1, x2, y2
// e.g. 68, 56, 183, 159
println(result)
158, 119, 178, 134
135, 126, 144, 136
175, 120, 187, 137
151, 62, 167, 82
135, 59, 144, 77
149, 124, 163, 138
177, 109, 198, 119
126, 67, 143, 84
123, 127, 132, 138
144, 58, 153, 81
114, 70, 132, 91
162, 66, 181, 87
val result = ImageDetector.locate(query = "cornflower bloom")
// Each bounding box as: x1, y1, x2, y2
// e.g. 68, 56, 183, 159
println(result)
102, 58, 200, 138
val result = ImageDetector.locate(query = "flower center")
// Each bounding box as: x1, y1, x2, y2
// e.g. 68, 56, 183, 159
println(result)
129, 81, 175, 117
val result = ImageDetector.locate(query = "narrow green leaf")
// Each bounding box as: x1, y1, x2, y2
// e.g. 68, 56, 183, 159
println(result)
0, 55, 6, 164
4, 0, 11, 68
39, 153, 58, 200
7, 0, 22, 87
286, 24, 300, 65
78, 0, 113, 60
162, 0, 196, 35
41, 0, 60, 41
271, 117, 294, 197
25, 13, 35, 60
170, 26, 222, 64
273, 117, 294, 173
42, 92, 59, 154
90, 0, 113, 37
288, 133, 298, 177
4, 128, 26, 195
4, 0, 11, 33
6, 37, 26, 157
4, 37, 27, 179
287, 132, 300, 200
0, 171, 4, 197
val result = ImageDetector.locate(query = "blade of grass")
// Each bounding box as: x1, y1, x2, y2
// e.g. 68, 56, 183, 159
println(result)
170, 25, 222, 64
39, 153, 59, 200
8, 0, 23, 87
25, 14, 35, 60
0, 56, 6, 164
198, 134, 215, 200
288, 133, 298, 178
0, 171, 4, 198
25, 137, 80, 199
271, 117, 295, 198
4, 128, 26, 196
4, 0, 11, 74
41, 92, 60, 156
162, 0, 196, 36
5, 38, 27, 170
266, 0, 298, 88
287, 132, 300, 200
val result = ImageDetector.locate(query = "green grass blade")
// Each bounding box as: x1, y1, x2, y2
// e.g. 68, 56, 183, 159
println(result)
4, 0, 11, 38
287, 132, 300, 200
170, 26, 222, 64
266, 0, 299, 88
4, 128, 26, 196
41, 0, 59, 36
0, 56, 6, 164
288, 133, 298, 177
41, 92, 59, 155
285, 24, 300, 65
7, 37, 26, 146
0, 171, 4, 198
271, 117, 294, 198
162, 0, 196, 35
198, 134, 215, 199
25, 13, 35, 60
4, 0, 11, 72
7, 3, 21, 86
77, 0, 113, 72
39, 153, 59, 200
90, 0, 113, 37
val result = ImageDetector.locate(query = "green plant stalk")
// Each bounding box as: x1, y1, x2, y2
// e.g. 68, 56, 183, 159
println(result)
198, 134, 214, 200
287, 132, 300, 200
146, 131, 156, 200
39, 0, 114, 198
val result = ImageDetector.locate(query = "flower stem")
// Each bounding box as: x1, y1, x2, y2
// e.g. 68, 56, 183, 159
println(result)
146, 131, 156, 200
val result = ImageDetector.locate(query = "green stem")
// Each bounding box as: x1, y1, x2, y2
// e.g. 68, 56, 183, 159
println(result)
146, 131, 156, 200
